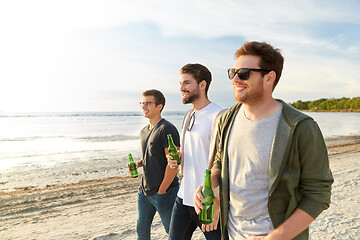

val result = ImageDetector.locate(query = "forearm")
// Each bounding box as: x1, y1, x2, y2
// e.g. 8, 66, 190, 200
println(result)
265, 208, 314, 240
136, 159, 143, 168
158, 165, 178, 193
211, 168, 221, 189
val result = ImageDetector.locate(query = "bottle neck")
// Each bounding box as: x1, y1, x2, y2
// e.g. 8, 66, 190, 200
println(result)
204, 170, 212, 188
167, 135, 175, 147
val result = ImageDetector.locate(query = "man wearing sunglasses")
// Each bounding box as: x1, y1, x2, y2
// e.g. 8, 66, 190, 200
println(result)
194, 41, 333, 240
132, 89, 180, 240
167, 63, 226, 240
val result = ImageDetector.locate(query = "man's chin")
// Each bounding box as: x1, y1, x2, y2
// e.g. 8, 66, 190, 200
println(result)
234, 93, 246, 104
182, 98, 191, 104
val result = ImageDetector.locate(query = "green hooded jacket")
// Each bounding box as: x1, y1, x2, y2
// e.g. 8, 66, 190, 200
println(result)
213, 100, 333, 240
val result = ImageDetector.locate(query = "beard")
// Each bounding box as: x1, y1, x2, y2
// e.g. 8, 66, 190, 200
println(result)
234, 80, 264, 105
182, 91, 200, 104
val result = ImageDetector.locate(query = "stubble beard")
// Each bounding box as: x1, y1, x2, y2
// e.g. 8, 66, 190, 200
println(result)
182, 92, 200, 104
235, 82, 264, 105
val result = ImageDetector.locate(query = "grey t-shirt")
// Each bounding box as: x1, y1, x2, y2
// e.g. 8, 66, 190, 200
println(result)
227, 104, 282, 239
140, 118, 180, 196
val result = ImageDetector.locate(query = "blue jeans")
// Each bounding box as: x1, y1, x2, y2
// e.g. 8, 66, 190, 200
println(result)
168, 197, 227, 240
137, 186, 179, 240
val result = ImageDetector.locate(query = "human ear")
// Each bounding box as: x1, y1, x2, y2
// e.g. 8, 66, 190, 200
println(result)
266, 71, 276, 83
157, 104, 163, 111
200, 80, 207, 90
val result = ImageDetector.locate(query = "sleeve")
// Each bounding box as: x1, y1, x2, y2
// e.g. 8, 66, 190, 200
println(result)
208, 109, 227, 169
296, 119, 334, 219
212, 115, 224, 171
210, 104, 238, 171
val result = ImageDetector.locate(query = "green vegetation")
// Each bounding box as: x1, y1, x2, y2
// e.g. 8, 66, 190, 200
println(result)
289, 97, 360, 112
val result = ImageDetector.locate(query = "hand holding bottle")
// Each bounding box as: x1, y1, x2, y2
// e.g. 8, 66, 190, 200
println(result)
166, 150, 182, 169
167, 134, 180, 166
201, 195, 220, 232
128, 153, 139, 178
127, 160, 142, 174
198, 170, 214, 225
194, 184, 205, 213
194, 185, 220, 232
194, 170, 220, 232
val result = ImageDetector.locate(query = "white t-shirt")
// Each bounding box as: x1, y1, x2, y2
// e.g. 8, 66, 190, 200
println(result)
178, 102, 223, 206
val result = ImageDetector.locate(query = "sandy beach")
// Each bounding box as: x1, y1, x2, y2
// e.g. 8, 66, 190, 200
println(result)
1, 136, 359, 240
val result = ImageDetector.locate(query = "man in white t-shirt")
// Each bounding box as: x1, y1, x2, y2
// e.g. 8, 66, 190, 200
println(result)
167, 63, 226, 240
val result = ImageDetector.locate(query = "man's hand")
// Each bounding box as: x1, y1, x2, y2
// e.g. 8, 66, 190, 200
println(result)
249, 236, 266, 240
157, 189, 166, 195
260, 208, 314, 240
136, 160, 143, 169
201, 196, 220, 232
194, 185, 205, 214
166, 151, 181, 169
194, 185, 220, 232
128, 160, 142, 175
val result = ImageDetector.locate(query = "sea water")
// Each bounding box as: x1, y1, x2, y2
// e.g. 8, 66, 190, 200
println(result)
0, 111, 359, 172
0, 112, 185, 171
306, 112, 360, 137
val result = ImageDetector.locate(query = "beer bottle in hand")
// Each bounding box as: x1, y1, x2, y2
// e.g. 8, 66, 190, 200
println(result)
167, 134, 180, 165
199, 169, 214, 224
128, 153, 138, 178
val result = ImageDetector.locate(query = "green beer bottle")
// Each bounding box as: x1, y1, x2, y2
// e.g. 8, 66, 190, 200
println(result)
128, 153, 138, 178
199, 169, 214, 224
167, 134, 180, 165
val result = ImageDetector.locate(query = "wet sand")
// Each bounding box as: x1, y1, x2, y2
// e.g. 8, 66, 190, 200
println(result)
0, 136, 359, 239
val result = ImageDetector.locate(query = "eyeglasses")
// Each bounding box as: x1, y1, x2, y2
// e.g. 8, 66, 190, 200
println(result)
227, 68, 271, 81
139, 101, 156, 107
187, 111, 195, 131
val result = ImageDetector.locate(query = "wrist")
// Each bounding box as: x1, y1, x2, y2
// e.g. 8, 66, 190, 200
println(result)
264, 229, 282, 240
158, 188, 166, 194
137, 160, 143, 168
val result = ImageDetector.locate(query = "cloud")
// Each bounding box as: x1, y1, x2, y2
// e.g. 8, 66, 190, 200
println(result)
0, 0, 359, 111
276, 52, 360, 102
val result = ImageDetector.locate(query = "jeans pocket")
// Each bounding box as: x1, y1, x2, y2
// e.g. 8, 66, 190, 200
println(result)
156, 190, 170, 203
158, 187, 178, 202
159, 188, 172, 196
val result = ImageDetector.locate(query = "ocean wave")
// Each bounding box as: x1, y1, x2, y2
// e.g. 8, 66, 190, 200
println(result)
0, 135, 139, 142
0, 136, 64, 142
74, 134, 139, 142
0, 111, 186, 118
0, 112, 142, 118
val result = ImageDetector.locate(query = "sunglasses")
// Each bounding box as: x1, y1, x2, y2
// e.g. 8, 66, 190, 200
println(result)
227, 68, 271, 80
139, 101, 156, 107
187, 111, 195, 131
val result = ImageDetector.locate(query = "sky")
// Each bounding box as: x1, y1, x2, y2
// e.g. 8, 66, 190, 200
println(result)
0, 0, 359, 112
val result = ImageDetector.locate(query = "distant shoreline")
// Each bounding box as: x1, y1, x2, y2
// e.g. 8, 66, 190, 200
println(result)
303, 109, 360, 113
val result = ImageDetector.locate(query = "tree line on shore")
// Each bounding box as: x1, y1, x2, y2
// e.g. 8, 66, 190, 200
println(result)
289, 97, 360, 111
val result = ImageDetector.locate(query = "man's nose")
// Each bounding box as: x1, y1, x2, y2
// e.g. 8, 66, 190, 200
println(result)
232, 74, 243, 83
180, 84, 185, 91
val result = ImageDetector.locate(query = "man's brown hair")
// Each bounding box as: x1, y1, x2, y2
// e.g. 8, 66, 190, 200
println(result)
180, 63, 212, 95
142, 89, 165, 112
235, 41, 284, 90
